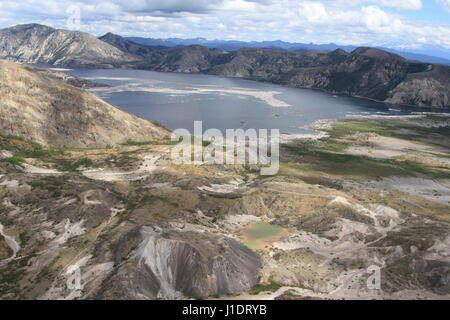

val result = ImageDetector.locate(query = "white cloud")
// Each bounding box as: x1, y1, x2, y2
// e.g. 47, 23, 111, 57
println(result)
315, 0, 422, 10
375, 0, 422, 10
362, 6, 398, 31
437, 0, 450, 12
299, 2, 329, 23
0, 0, 448, 49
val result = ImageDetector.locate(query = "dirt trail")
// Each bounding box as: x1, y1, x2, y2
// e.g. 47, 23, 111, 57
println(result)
83, 152, 166, 182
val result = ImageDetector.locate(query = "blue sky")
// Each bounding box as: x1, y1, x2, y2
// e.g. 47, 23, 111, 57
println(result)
0, 0, 449, 49
403, 0, 449, 24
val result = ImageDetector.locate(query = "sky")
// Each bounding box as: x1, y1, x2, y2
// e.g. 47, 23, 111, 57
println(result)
1, 0, 450, 49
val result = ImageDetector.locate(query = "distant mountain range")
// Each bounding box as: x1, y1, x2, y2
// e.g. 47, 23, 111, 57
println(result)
125, 37, 450, 66
0, 24, 449, 109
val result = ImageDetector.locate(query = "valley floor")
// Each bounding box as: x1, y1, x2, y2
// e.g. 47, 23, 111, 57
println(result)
1, 114, 450, 300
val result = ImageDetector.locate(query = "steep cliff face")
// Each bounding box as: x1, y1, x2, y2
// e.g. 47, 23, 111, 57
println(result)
100, 227, 261, 299
0, 24, 139, 68
0, 59, 169, 147
210, 48, 343, 79
279, 48, 410, 97
385, 64, 450, 108
324, 48, 410, 100
152, 45, 230, 73
272, 47, 449, 108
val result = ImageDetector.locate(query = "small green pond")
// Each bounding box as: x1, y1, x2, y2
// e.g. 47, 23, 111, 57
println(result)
244, 223, 283, 239
242, 223, 284, 250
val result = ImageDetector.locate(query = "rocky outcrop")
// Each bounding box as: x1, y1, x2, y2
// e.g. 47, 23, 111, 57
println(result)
385, 64, 450, 108
275, 47, 440, 104
100, 33, 231, 73
0, 59, 169, 147
100, 227, 261, 299
0, 24, 139, 68
209, 48, 342, 79
215, 46, 449, 108
153, 45, 231, 73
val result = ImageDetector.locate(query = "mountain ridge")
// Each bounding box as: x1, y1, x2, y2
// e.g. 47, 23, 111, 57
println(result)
0, 24, 449, 109
125, 36, 450, 65
101, 35, 450, 108
0, 24, 140, 68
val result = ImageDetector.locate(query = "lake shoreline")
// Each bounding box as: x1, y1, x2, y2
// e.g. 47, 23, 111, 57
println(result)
66, 68, 445, 136
37, 63, 450, 112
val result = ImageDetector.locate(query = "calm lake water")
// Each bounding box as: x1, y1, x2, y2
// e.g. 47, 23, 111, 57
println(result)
68, 69, 428, 135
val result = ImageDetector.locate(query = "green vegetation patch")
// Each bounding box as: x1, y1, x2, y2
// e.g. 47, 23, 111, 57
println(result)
325, 118, 450, 149
325, 121, 397, 139
0, 134, 145, 172
0, 155, 25, 166
121, 139, 179, 146
248, 282, 283, 295
280, 154, 450, 180
0, 133, 68, 166
0, 133, 66, 158
51, 158, 94, 172
281, 117, 450, 181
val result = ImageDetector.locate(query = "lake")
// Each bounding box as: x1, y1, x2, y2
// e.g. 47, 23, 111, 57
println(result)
240, 223, 287, 251
68, 68, 426, 136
